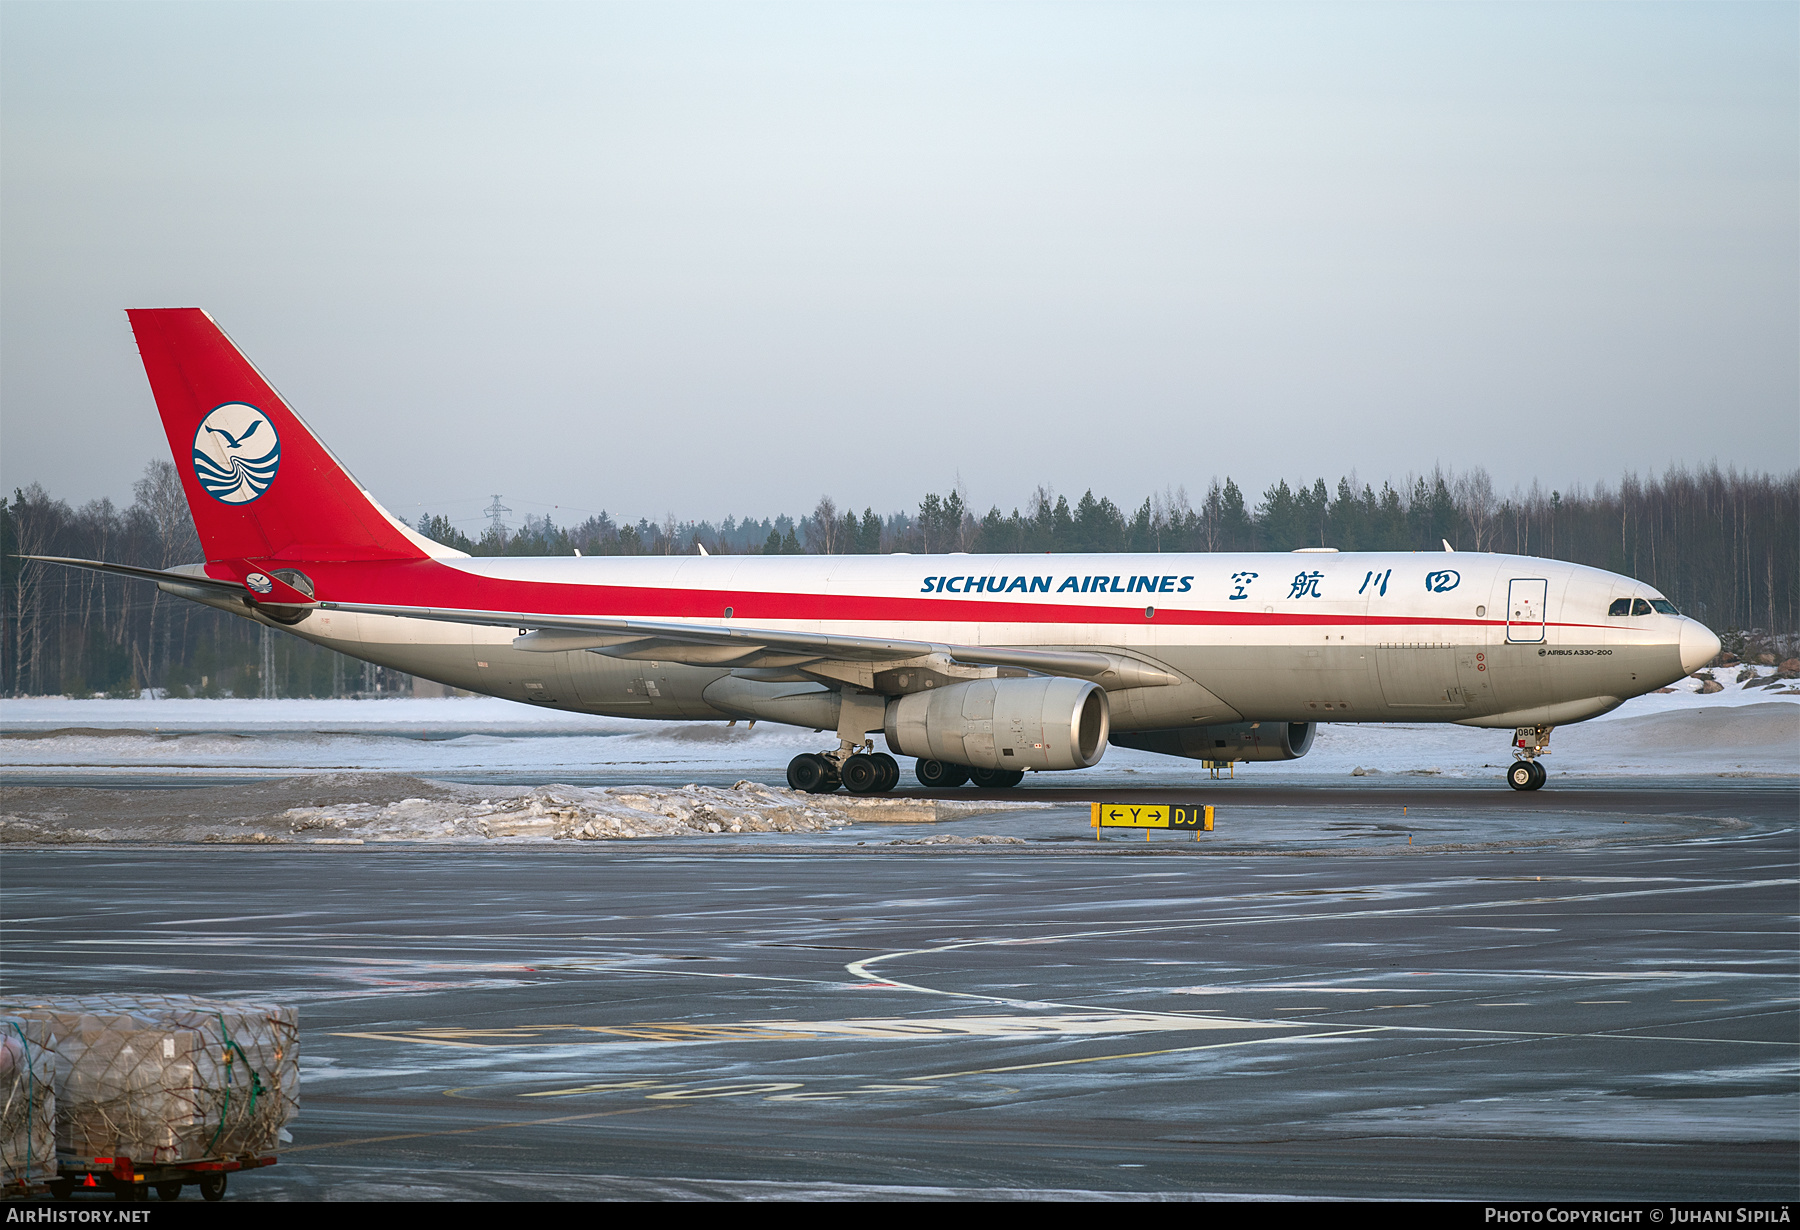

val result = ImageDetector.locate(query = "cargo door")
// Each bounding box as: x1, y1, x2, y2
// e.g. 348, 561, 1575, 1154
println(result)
1507, 578, 1548, 643
570, 650, 646, 708
1374, 643, 1466, 709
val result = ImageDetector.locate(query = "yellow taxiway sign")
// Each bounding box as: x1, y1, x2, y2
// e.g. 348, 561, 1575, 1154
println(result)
1090, 802, 1214, 840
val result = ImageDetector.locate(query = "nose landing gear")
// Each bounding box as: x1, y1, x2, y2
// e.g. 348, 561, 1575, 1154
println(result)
1506, 725, 1554, 791
1507, 760, 1547, 791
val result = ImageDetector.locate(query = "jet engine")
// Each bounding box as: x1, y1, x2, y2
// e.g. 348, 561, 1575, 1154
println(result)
1110, 721, 1315, 762
884, 677, 1109, 772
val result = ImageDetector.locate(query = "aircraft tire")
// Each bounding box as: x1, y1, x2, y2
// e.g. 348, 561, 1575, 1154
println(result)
871, 753, 900, 792
1507, 761, 1536, 791
914, 759, 966, 788
970, 768, 1025, 789
842, 754, 882, 794
788, 753, 832, 793
1528, 761, 1548, 790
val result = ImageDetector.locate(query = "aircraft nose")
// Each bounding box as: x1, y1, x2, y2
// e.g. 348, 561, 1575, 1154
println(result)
1679, 619, 1722, 675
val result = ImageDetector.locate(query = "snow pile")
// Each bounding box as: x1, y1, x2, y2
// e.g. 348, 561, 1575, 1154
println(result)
887, 834, 1028, 846
0, 771, 1044, 846
1680, 661, 1800, 697
274, 781, 1024, 842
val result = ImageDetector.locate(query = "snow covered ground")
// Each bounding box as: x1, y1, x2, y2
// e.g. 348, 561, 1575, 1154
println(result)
2, 664, 1795, 785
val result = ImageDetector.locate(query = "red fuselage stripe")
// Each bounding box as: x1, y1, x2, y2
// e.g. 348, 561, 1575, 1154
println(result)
228, 557, 1605, 634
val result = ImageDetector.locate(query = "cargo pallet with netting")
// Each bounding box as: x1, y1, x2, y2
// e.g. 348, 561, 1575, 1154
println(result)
1, 1016, 55, 1201
0, 995, 297, 1203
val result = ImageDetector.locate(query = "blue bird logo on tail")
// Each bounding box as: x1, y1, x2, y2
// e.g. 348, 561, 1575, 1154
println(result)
192, 403, 280, 504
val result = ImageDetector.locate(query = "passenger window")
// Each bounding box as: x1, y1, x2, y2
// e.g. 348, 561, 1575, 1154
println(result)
1608, 599, 1632, 616
1631, 599, 1653, 616
1650, 599, 1679, 615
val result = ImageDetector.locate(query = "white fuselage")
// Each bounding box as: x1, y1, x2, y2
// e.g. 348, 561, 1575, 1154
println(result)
234, 549, 1708, 736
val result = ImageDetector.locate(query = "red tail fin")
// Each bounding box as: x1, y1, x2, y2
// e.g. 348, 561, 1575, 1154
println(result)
128, 308, 446, 564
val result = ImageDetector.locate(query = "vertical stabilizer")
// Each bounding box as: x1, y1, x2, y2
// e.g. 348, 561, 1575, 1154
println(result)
127, 308, 453, 563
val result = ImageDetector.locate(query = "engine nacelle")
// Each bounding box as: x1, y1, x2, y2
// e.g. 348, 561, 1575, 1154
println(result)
885, 677, 1109, 772
1110, 721, 1315, 762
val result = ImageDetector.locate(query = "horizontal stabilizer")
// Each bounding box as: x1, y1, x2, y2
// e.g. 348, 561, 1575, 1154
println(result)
19, 555, 245, 594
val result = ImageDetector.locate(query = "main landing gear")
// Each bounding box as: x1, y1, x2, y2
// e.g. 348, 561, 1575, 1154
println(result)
916, 759, 1024, 791
786, 752, 1025, 794
1506, 724, 1554, 791
787, 750, 901, 795
784, 689, 1025, 795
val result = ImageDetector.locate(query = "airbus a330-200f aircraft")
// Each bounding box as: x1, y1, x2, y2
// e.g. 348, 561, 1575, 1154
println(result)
30, 309, 1722, 794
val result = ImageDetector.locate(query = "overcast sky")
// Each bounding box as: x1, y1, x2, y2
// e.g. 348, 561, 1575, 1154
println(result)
2, 2, 1794, 533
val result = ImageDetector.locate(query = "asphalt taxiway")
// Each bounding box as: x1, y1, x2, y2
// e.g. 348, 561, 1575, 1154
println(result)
3, 782, 1794, 1201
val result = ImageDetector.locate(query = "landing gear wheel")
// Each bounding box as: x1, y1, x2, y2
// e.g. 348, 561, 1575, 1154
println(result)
47, 1179, 73, 1201
871, 752, 900, 792
155, 1182, 183, 1202
787, 753, 837, 793
841, 754, 882, 794
914, 759, 969, 788
1508, 761, 1539, 791
197, 1173, 227, 1202
970, 767, 1025, 789
1528, 761, 1547, 790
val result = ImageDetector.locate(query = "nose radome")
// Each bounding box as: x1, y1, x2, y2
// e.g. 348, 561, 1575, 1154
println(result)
1679, 620, 1722, 675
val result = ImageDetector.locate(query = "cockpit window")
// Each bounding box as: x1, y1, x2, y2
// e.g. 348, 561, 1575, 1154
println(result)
1631, 599, 1653, 616
1608, 598, 1633, 616
1650, 599, 1679, 615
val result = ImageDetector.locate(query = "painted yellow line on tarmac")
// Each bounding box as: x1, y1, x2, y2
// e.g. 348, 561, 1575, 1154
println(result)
646, 1082, 804, 1100
519, 1080, 672, 1098
331, 1031, 494, 1048
333, 1011, 1285, 1048
278, 1102, 680, 1153
911, 1027, 1390, 1080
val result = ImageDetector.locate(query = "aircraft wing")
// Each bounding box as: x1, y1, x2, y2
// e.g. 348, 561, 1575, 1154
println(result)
315, 598, 1180, 687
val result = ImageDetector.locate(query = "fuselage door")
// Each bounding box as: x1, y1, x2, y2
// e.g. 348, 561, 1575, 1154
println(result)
1506, 578, 1548, 643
